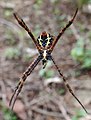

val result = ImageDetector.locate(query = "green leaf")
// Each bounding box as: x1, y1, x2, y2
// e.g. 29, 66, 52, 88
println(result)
71, 47, 84, 62
85, 50, 91, 57
72, 109, 86, 120
71, 38, 85, 62
3, 107, 17, 120
76, 0, 90, 8
46, 70, 54, 78
82, 58, 91, 68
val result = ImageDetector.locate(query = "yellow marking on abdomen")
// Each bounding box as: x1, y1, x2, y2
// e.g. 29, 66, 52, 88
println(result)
46, 34, 51, 47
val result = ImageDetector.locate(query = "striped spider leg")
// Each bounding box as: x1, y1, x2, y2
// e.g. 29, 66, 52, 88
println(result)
51, 56, 89, 114
9, 56, 42, 109
10, 8, 89, 114
13, 13, 41, 51
50, 8, 78, 51
49, 8, 89, 114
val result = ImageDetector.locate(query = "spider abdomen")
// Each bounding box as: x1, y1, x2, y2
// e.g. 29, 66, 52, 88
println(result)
37, 31, 54, 49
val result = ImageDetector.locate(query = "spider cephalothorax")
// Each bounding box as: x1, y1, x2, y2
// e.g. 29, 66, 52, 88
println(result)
9, 8, 89, 114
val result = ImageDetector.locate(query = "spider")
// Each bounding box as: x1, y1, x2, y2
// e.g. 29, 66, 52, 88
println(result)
9, 8, 89, 114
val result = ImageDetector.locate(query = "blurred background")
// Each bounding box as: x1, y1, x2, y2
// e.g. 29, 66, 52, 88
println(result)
0, 0, 91, 120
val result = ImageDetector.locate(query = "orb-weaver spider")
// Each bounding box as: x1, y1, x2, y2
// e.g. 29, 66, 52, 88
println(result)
9, 8, 89, 114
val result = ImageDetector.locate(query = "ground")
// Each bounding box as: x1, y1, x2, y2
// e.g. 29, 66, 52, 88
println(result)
0, 0, 91, 120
